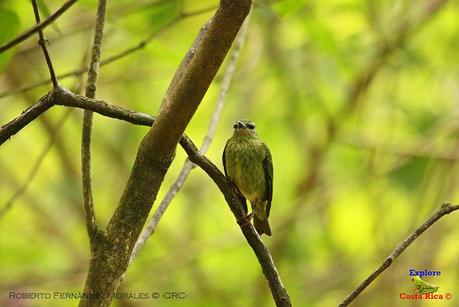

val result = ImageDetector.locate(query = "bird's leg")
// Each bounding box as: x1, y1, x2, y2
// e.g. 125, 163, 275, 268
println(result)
237, 211, 254, 227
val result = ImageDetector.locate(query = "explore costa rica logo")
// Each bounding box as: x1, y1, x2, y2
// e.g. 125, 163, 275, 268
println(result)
399, 269, 452, 300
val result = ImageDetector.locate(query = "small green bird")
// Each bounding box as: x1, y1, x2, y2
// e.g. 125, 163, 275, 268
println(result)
222, 120, 273, 236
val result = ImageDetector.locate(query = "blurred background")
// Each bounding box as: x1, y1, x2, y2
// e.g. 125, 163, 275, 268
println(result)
1, 0, 458, 306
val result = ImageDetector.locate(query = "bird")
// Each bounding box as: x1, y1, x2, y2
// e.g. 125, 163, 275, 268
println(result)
222, 119, 273, 236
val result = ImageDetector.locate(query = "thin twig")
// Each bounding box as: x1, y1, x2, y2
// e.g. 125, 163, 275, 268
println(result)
81, 0, 107, 248
0, 91, 55, 144
0, 86, 153, 147
129, 14, 250, 264
0, 0, 77, 54
339, 203, 459, 306
31, 0, 58, 87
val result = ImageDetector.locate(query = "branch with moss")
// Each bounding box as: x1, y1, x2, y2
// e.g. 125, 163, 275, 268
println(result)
339, 203, 459, 306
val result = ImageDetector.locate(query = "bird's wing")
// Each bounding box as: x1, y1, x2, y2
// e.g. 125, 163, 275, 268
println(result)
262, 142, 273, 217
222, 140, 229, 176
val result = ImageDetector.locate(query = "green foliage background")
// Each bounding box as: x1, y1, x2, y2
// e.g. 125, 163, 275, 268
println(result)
1, 0, 458, 306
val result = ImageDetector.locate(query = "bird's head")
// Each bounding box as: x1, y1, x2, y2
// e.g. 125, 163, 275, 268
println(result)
232, 119, 258, 138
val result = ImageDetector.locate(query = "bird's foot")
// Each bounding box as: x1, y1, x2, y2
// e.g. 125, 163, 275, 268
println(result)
237, 212, 254, 227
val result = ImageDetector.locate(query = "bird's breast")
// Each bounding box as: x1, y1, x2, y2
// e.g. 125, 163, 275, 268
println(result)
225, 138, 266, 202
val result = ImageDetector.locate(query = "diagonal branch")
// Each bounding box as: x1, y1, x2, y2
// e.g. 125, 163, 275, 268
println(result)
180, 137, 291, 306
0, 90, 55, 145
0, 87, 152, 146
0, 0, 77, 54
339, 203, 459, 306
80, 0, 107, 250
31, 0, 58, 87
129, 14, 250, 264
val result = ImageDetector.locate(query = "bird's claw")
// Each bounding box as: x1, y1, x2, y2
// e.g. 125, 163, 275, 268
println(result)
237, 212, 254, 227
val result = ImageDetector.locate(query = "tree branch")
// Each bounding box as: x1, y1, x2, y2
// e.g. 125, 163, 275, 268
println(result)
0, 87, 151, 146
0, 90, 55, 145
0, 0, 77, 54
180, 137, 291, 306
339, 203, 459, 306
80, 0, 107, 250
31, 0, 58, 87
78, 1, 252, 306
129, 14, 250, 264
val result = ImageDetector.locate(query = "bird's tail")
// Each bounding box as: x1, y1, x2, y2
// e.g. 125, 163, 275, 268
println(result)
253, 214, 272, 236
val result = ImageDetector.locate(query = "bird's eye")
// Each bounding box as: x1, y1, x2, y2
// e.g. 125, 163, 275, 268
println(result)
247, 123, 255, 130
233, 123, 238, 129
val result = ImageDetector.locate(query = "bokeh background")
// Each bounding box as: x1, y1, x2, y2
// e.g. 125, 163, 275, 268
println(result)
1, 0, 459, 306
